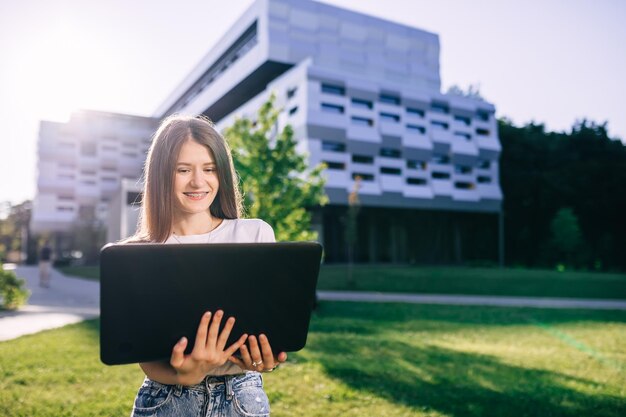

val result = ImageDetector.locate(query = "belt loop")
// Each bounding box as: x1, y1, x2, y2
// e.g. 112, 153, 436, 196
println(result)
173, 384, 183, 397
225, 376, 234, 400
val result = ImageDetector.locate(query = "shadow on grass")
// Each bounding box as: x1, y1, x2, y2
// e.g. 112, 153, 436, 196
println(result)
302, 302, 626, 417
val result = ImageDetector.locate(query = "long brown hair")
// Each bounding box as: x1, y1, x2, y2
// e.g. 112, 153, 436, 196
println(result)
130, 115, 242, 242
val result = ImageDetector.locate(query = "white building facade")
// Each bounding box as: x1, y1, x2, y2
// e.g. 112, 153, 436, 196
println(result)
31, 111, 157, 255
155, 0, 503, 263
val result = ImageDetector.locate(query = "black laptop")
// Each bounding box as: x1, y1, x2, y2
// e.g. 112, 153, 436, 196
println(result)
100, 242, 322, 365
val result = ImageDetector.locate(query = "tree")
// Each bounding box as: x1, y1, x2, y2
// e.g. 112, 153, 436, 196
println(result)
549, 207, 584, 268
224, 95, 328, 241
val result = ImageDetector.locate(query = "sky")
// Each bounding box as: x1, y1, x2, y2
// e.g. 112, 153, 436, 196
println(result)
1, 0, 625, 206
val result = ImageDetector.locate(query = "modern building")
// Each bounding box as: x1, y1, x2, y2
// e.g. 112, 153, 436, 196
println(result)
31, 110, 158, 258
153, 0, 503, 263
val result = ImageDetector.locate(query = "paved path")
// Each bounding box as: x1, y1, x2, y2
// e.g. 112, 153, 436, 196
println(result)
2, 266, 626, 342
0, 265, 99, 341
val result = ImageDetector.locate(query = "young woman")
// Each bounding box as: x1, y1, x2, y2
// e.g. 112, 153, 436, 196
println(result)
128, 115, 286, 417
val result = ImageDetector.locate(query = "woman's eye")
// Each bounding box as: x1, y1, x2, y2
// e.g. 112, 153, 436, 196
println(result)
205, 168, 216, 173
177, 169, 190, 173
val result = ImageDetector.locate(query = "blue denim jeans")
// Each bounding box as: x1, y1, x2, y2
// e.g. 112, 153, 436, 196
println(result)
130, 372, 270, 417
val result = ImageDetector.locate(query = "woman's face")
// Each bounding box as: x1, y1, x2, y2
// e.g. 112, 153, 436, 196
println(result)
173, 139, 220, 218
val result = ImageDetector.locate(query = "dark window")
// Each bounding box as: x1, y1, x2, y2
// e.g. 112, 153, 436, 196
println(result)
323, 161, 346, 170
287, 87, 297, 99
432, 154, 450, 164
478, 159, 491, 169
477, 110, 490, 121
431, 120, 449, 130
406, 124, 426, 134
407, 177, 428, 185
352, 173, 375, 181
454, 132, 472, 141
454, 165, 472, 174
380, 112, 400, 123
57, 206, 74, 212
289, 106, 298, 115
58, 195, 74, 201
352, 98, 373, 109
380, 148, 401, 158
321, 83, 345, 96
380, 167, 401, 175
321, 103, 344, 114
102, 177, 117, 182
351, 116, 373, 127
407, 160, 427, 170
127, 191, 143, 206
431, 102, 449, 114
432, 171, 451, 180
477, 176, 492, 184
322, 141, 346, 152
455, 181, 475, 189
352, 154, 374, 164
380, 94, 400, 105
406, 107, 425, 117
454, 115, 471, 126
476, 128, 490, 136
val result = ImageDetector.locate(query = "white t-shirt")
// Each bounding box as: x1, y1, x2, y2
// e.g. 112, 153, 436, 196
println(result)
164, 218, 275, 376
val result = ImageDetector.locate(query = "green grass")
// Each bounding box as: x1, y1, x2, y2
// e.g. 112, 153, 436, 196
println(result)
58, 265, 626, 300
57, 266, 101, 281
1, 302, 625, 416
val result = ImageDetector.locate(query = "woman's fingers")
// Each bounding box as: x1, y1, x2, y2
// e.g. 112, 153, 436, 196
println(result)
224, 333, 248, 358
194, 311, 211, 351
247, 335, 264, 369
216, 316, 236, 350
170, 336, 188, 369
277, 351, 288, 363
206, 310, 224, 347
238, 342, 253, 367
258, 334, 275, 367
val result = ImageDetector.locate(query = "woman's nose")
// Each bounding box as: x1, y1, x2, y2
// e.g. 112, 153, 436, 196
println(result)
190, 169, 203, 187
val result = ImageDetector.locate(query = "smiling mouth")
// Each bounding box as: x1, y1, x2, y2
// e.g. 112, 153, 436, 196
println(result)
183, 192, 209, 200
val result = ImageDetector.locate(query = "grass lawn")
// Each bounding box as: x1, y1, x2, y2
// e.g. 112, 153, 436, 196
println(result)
59, 264, 626, 299
1, 302, 625, 416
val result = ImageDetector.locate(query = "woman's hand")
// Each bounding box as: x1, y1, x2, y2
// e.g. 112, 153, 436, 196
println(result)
228, 334, 288, 372
170, 310, 247, 386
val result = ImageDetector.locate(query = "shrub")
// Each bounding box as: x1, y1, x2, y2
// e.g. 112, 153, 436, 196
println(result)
0, 264, 30, 310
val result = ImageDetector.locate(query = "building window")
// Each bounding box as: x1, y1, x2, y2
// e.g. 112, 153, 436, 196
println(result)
454, 165, 472, 174
352, 173, 375, 181
478, 159, 491, 169
58, 174, 75, 180
102, 177, 117, 182
351, 116, 373, 127
432, 154, 450, 164
323, 161, 346, 170
380, 167, 401, 175
477, 110, 490, 121
407, 177, 428, 185
122, 152, 138, 158
406, 124, 426, 134
406, 107, 425, 118
431, 102, 449, 114
289, 106, 298, 115
321, 103, 344, 114
432, 171, 450, 180
287, 87, 297, 99
455, 181, 475, 189
379, 94, 400, 105
407, 160, 427, 170
80, 141, 97, 156
454, 115, 471, 126
81, 170, 96, 176
380, 148, 401, 158
102, 145, 117, 151
322, 141, 346, 152
58, 195, 74, 201
352, 154, 374, 164
56, 206, 74, 212
431, 120, 449, 130
477, 176, 492, 184
321, 83, 345, 96
454, 132, 472, 141
476, 128, 490, 136
380, 112, 400, 123
351, 98, 373, 110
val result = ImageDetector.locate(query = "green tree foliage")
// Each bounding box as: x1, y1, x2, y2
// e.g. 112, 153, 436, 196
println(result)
224, 95, 328, 241
499, 118, 626, 271
549, 207, 584, 267
0, 264, 30, 309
